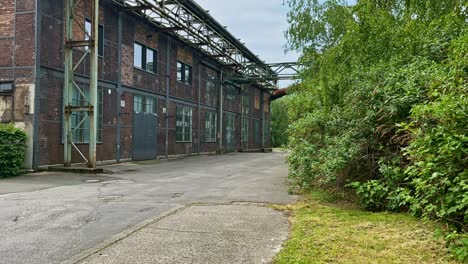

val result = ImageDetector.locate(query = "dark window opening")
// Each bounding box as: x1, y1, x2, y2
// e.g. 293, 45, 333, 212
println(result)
177, 61, 192, 86
206, 74, 218, 106
134, 42, 157, 74
85, 19, 104, 57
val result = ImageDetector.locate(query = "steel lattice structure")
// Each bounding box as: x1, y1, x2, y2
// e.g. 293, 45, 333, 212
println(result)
112, 0, 300, 89
63, 0, 100, 168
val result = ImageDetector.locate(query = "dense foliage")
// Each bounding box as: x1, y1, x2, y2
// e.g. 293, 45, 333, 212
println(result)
284, 0, 467, 260
271, 98, 290, 147
0, 124, 26, 178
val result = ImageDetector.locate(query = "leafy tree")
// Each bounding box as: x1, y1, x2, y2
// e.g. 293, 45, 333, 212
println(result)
271, 98, 290, 147
284, 0, 468, 259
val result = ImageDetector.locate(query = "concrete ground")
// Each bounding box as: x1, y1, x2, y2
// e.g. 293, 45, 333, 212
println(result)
0, 152, 295, 264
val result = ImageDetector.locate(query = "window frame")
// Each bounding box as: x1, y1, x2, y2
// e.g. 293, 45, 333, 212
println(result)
176, 105, 193, 143
204, 111, 217, 143
0, 82, 14, 123
241, 117, 249, 143
144, 97, 157, 114
263, 120, 270, 144
177, 61, 193, 86
133, 42, 158, 74
206, 74, 218, 106
253, 119, 261, 144
226, 85, 237, 101
84, 19, 104, 57
242, 90, 250, 115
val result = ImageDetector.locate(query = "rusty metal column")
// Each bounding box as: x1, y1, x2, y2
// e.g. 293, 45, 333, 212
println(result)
88, 0, 99, 168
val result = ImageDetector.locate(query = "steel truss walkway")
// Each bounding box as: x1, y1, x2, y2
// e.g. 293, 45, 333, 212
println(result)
113, 0, 301, 88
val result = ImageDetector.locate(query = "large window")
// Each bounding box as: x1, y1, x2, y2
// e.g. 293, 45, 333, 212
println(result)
70, 87, 103, 143
226, 85, 237, 101
85, 19, 104, 56
241, 118, 249, 143
253, 119, 260, 144
205, 111, 217, 143
145, 97, 157, 114
0, 82, 14, 123
242, 90, 250, 115
177, 62, 192, 86
206, 74, 218, 106
134, 42, 157, 74
263, 121, 270, 143
176, 106, 192, 142
134, 95, 157, 114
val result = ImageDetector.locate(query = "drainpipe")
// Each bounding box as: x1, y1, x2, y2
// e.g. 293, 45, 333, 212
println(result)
165, 37, 170, 159
218, 68, 223, 153
116, 10, 122, 162
261, 91, 265, 149
32, 0, 42, 169
197, 60, 201, 155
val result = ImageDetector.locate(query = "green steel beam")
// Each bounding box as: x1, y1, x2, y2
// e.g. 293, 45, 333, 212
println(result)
88, 0, 99, 168
64, 0, 73, 166
63, 0, 99, 168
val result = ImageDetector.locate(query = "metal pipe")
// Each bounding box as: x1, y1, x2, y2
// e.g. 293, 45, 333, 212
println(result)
197, 59, 201, 155
32, 0, 42, 169
88, 0, 99, 168
116, 10, 122, 162
218, 67, 223, 153
63, 0, 73, 166
165, 36, 170, 159
261, 91, 265, 149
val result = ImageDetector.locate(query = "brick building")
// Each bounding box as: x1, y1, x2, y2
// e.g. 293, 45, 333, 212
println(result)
0, 0, 273, 169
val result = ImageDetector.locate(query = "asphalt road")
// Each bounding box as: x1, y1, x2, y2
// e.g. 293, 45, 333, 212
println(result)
0, 152, 295, 264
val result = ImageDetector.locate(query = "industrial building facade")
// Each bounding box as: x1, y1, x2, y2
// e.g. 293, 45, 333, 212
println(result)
0, 0, 273, 169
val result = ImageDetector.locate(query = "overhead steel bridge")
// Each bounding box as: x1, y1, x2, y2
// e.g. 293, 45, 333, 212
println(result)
112, 0, 301, 88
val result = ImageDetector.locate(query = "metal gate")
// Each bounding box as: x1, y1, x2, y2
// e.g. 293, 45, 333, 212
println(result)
226, 113, 236, 152
133, 112, 158, 160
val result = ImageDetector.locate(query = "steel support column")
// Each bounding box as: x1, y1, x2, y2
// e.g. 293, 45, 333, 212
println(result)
218, 68, 224, 153
63, 0, 99, 168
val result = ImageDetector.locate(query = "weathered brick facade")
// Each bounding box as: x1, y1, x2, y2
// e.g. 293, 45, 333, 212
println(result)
0, 0, 37, 168
0, 0, 272, 169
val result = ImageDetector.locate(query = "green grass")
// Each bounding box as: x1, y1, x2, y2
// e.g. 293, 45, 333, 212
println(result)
273, 189, 457, 264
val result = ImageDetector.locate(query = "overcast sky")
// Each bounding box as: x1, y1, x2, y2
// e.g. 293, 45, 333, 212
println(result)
195, 0, 300, 87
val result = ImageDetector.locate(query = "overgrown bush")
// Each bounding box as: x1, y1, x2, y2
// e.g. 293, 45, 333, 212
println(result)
284, 0, 467, 260
271, 98, 290, 147
0, 124, 26, 178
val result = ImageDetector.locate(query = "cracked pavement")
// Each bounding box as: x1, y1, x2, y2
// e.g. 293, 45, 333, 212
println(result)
0, 152, 295, 264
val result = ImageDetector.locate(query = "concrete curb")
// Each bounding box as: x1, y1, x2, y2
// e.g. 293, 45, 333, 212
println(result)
61, 204, 189, 264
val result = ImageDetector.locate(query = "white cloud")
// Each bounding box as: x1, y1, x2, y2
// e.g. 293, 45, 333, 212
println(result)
195, 0, 300, 87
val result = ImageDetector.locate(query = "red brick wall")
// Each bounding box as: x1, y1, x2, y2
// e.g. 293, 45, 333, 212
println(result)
34, 0, 273, 165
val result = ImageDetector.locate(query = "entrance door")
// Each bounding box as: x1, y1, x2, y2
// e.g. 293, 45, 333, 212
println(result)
226, 113, 236, 152
133, 111, 157, 161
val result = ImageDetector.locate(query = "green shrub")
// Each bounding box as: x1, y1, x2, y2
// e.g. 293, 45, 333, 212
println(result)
271, 98, 290, 147
284, 0, 467, 260
444, 232, 468, 262
0, 124, 26, 178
